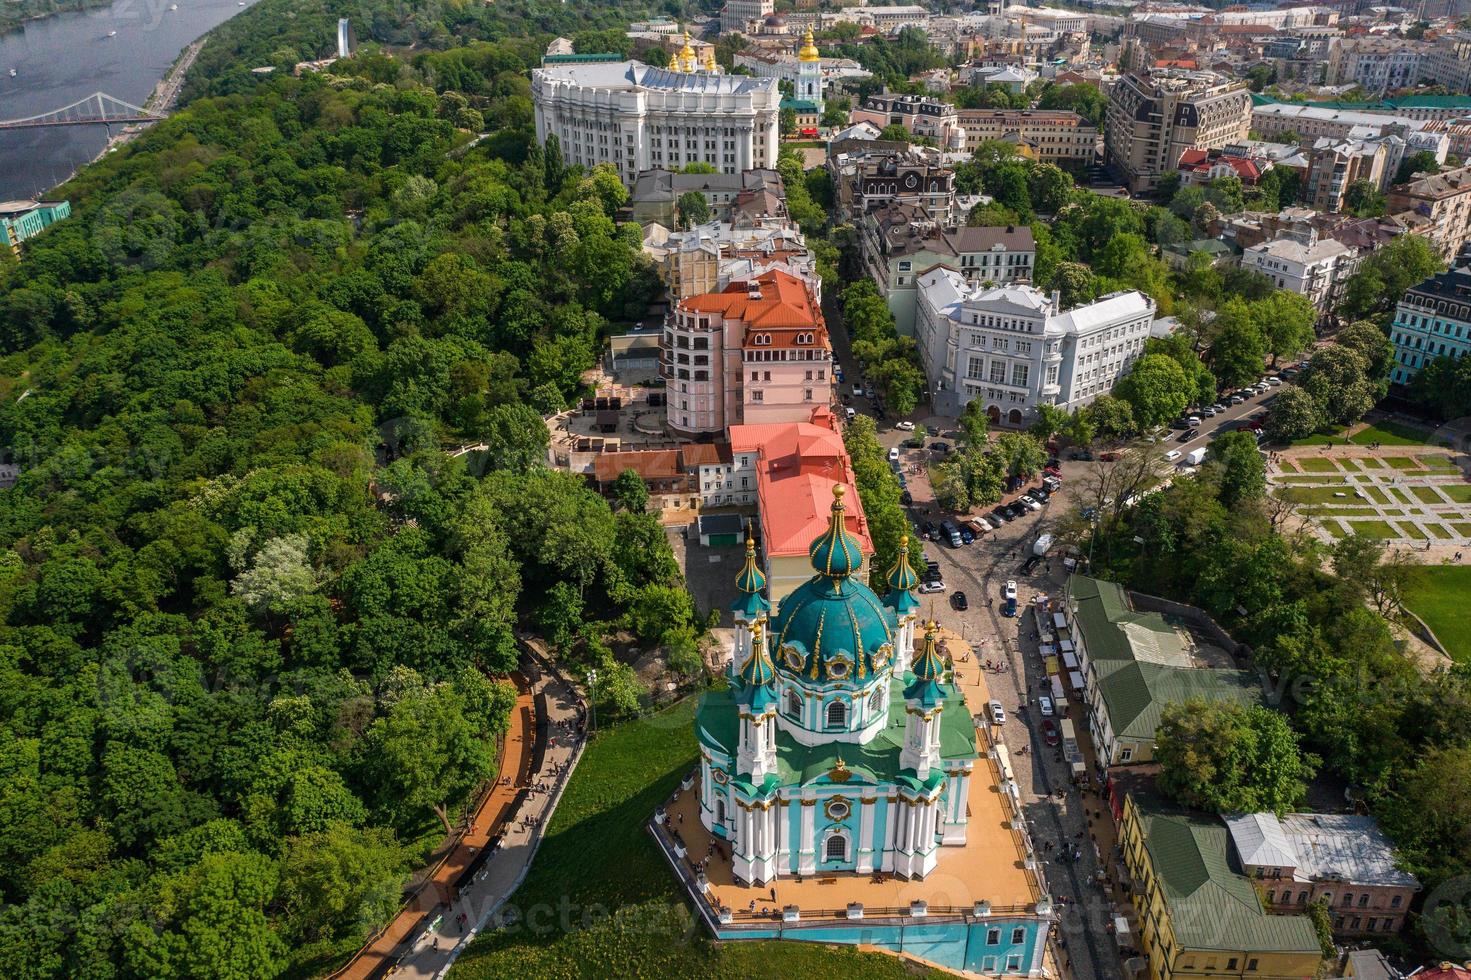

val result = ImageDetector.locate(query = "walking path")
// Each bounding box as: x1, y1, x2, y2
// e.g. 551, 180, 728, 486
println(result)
393, 647, 586, 979
1267, 437, 1471, 560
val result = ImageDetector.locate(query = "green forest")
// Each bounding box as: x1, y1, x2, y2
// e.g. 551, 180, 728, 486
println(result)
0, 4, 707, 975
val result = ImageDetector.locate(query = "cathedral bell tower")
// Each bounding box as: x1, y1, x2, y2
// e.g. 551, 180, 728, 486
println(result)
797, 26, 823, 113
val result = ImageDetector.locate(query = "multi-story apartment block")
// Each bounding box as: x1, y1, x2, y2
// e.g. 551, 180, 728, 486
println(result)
1325, 36, 1427, 93
720, 0, 775, 34
1225, 812, 1419, 939
662, 269, 832, 437
628, 168, 786, 228
1119, 794, 1324, 980
1427, 31, 1471, 93
955, 109, 1097, 170
643, 220, 817, 301
1241, 234, 1360, 313
857, 204, 1036, 332
1250, 102, 1425, 142
849, 92, 966, 150
837, 151, 960, 225
532, 56, 780, 185
1301, 137, 1389, 213
1104, 70, 1252, 193
914, 269, 1155, 424
1386, 164, 1471, 262
1388, 266, 1471, 386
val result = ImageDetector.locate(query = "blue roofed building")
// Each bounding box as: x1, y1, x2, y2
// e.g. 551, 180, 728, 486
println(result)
1, 199, 70, 255
1388, 266, 1471, 386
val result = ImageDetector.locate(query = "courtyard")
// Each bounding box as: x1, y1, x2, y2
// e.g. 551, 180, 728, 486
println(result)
1268, 446, 1471, 548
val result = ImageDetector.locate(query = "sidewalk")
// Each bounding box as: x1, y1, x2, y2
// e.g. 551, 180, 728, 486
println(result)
389, 653, 586, 979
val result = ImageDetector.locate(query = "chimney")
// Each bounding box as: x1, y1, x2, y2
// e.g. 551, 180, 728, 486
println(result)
1051, 289, 1061, 309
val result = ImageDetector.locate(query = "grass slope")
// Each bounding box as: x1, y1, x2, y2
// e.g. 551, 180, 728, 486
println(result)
451, 699, 943, 979
1404, 566, 1471, 664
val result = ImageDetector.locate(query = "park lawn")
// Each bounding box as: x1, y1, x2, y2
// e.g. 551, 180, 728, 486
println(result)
1275, 474, 1345, 484
1454, 522, 1471, 537
1394, 521, 1428, 540
1348, 420, 1438, 446
1403, 566, 1471, 663
452, 699, 943, 980
1303, 506, 1379, 517
1428, 523, 1454, 539
1280, 486, 1362, 504
1296, 457, 1341, 473
1441, 485, 1471, 503
1411, 486, 1446, 504
1292, 428, 1348, 446
1364, 485, 1392, 504
1422, 455, 1463, 472
1322, 521, 1348, 538
1382, 457, 1426, 471
1340, 519, 1400, 539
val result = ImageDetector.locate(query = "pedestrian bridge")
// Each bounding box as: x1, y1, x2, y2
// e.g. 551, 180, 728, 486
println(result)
0, 92, 166, 130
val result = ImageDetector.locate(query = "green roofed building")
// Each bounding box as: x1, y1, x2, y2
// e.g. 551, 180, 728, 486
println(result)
1120, 793, 1323, 980
1064, 575, 1261, 768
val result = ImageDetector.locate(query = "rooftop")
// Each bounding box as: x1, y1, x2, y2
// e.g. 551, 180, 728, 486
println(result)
729, 414, 873, 559
1069, 576, 1259, 741
1277, 812, 1418, 888
535, 60, 778, 97
1391, 164, 1471, 201
1245, 235, 1355, 264
680, 269, 827, 337
1135, 802, 1322, 955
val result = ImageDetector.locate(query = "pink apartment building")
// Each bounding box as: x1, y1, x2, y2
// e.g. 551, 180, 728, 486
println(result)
663, 269, 833, 437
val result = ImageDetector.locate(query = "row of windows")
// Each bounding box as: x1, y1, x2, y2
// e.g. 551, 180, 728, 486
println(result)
966, 357, 1031, 387
966, 334, 1033, 355
744, 348, 828, 361
1397, 312, 1469, 339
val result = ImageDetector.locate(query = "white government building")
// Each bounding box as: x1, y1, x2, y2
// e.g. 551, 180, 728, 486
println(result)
915, 268, 1156, 425
531, 39, 781, 185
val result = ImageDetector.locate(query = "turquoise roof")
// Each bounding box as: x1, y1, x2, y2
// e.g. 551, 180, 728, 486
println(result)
808, 485, 863, 579
883, 535, 921, 616
905, 622, 950, 708
737, 622, 779, 710
696, 676, 977, 786
782, 98, 820, 113
773, 485, 896, 684
731, 530, 770, 619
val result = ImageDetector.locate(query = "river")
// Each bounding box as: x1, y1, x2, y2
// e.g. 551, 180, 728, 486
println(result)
0, 0, 261, 201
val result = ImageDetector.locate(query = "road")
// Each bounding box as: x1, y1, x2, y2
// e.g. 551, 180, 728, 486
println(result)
826, 297, 1294, 979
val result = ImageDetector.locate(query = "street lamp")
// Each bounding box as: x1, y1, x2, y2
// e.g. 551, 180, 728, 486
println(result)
587, 668, 598, 739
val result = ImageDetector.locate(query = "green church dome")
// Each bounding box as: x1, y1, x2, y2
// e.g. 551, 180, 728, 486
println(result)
771, 486, 897, 685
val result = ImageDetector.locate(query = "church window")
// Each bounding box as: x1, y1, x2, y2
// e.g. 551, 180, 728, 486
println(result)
716, 798, 726, 824
825, 834, 848, 861
826, 700, 847, 728
785, 689, 802, 718
869, 689, 884, 714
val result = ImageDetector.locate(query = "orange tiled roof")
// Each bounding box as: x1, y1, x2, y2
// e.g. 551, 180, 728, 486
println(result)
678, 269, 826, 336
729, 413, 872, 559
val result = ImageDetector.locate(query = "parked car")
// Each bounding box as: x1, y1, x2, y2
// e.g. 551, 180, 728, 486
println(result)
1099, 450, 1122, 462
959, 527, 975, 545
1004, 580, 1018, 601
1211, 403, 1227, 413
1187, 416, 1202, 427
1041, 718, 1061, 747
904, 436, 925, 449
988, 700, 1006, 726
1164, 449, 1182, 462
930, 441, 951, 454
990, 508, 1011, 524
1228, 394, 1245, 405
900, 490, 913, 506
1069, 449, 1094, 461
951, 591, 968, 611
1018, 496, 1042, 512
921, 521, 939, 540
1203, 406, 1219, 416
918, 579, 945, 594
895, 420, 915, 430
1176, 431, 1193, 443
1170, 418, 1190, 430
888, 447, 900, 463
852, 384, 863, 397
1265, 376, 1282, 386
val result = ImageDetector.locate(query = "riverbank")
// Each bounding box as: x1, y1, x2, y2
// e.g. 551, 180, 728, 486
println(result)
0, 0, 111, 36
0, 0, 260, 199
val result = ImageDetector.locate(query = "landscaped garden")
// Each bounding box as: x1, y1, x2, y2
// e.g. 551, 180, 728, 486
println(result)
1403, 566, 1471, 664
452, 699, 946, 979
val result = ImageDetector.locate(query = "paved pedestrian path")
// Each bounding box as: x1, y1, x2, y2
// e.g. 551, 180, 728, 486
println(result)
1267, 439, 1471, 560
390, 649, 586, 979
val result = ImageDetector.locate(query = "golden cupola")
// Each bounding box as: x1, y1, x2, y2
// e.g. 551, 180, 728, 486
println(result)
679, 32, 697, 72
798, 26, 820, 63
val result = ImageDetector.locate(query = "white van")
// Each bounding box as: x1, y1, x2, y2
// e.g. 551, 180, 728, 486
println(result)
845, 407, 856, 421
